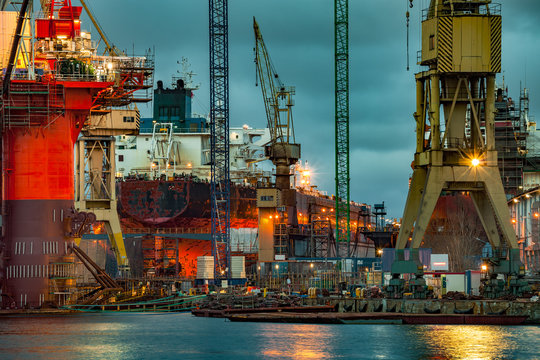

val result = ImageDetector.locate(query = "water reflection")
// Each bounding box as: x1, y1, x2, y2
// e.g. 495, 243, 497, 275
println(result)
1, 315, 538, 360
260, 324, 334, 359
415, 325, 520, 360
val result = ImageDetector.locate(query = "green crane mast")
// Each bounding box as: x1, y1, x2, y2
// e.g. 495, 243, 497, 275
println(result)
335, 0, 350, 255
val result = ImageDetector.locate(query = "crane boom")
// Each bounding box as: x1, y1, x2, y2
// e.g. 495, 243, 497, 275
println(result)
253, 18, 296, 147
253, 18, 300, 192
79, 0, 124, 56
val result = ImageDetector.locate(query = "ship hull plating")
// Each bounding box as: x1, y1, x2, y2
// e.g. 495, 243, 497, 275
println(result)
1, 82, 106, 308
3, 200, 74, 308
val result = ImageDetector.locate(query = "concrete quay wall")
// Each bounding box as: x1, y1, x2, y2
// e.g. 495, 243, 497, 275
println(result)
302, 298, 540, 323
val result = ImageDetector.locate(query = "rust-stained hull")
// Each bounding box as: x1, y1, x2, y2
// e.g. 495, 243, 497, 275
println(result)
117, 179, 258, 230
117, 180, 258, 277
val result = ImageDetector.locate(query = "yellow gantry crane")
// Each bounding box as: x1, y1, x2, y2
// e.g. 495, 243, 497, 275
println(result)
253, 18, 300, 261
388, 0, 527, 298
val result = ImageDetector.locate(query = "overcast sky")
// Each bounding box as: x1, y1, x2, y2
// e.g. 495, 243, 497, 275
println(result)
77, 0, 540, 218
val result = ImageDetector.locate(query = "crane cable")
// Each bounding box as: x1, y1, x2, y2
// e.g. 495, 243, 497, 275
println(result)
406, 0, 413, 71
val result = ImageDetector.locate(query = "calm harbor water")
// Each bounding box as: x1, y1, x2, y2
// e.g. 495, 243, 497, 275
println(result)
0, 313, 539, 360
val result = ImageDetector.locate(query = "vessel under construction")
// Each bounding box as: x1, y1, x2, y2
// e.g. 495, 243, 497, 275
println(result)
0, 1, 152, 308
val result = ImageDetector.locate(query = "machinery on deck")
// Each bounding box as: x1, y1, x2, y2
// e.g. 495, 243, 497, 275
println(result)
387, 0, 529, 299
253, 18, 301, 262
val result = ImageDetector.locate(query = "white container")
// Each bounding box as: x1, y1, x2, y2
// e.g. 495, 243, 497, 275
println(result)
231, 256, 245, 278
197, 256, 214, 279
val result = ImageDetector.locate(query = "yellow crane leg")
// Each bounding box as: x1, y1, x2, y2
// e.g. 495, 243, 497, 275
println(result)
104, 216, 130, 272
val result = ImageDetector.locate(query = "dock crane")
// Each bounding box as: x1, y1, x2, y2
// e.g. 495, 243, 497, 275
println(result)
209, 0, 231, 279
388, 0, 529, 298
253, 18, 301, 261
334, 0, 350, 256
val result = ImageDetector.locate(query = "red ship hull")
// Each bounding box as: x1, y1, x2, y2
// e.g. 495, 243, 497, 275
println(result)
1, 81, 110, 308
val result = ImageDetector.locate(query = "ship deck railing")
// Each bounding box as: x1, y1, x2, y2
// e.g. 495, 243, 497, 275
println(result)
122, 227, 210, 235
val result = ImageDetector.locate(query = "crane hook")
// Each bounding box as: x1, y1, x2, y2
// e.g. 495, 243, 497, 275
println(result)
406, 9, 410, 71
409, 0, 413, 8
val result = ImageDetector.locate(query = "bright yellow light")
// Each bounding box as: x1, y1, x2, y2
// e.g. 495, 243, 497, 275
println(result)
269, 215, 273, 219
511, 218, 516, 224
107, 62, 113, 70
481, 264, 487, 271
535, 213, 540, 218
513, 198, 519, 203
275, 264, 279, 270
187, 162, 192, 168
310, 263, 314, 268
471, 158, 480, 166
330, 208, 334, 212
322, 208, 326, 212
377, 249, 383, 255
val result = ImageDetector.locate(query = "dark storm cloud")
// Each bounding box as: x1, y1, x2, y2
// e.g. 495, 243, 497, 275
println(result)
80, 0, 540, 217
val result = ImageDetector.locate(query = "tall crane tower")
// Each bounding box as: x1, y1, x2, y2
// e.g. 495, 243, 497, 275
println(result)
334, 0, 350, 256
209, 0, 231, 279
388, 0, 528, 298
254, 18, 300, 261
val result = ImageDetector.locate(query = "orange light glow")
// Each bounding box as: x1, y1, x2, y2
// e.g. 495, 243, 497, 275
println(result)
511, 219, 516, 224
